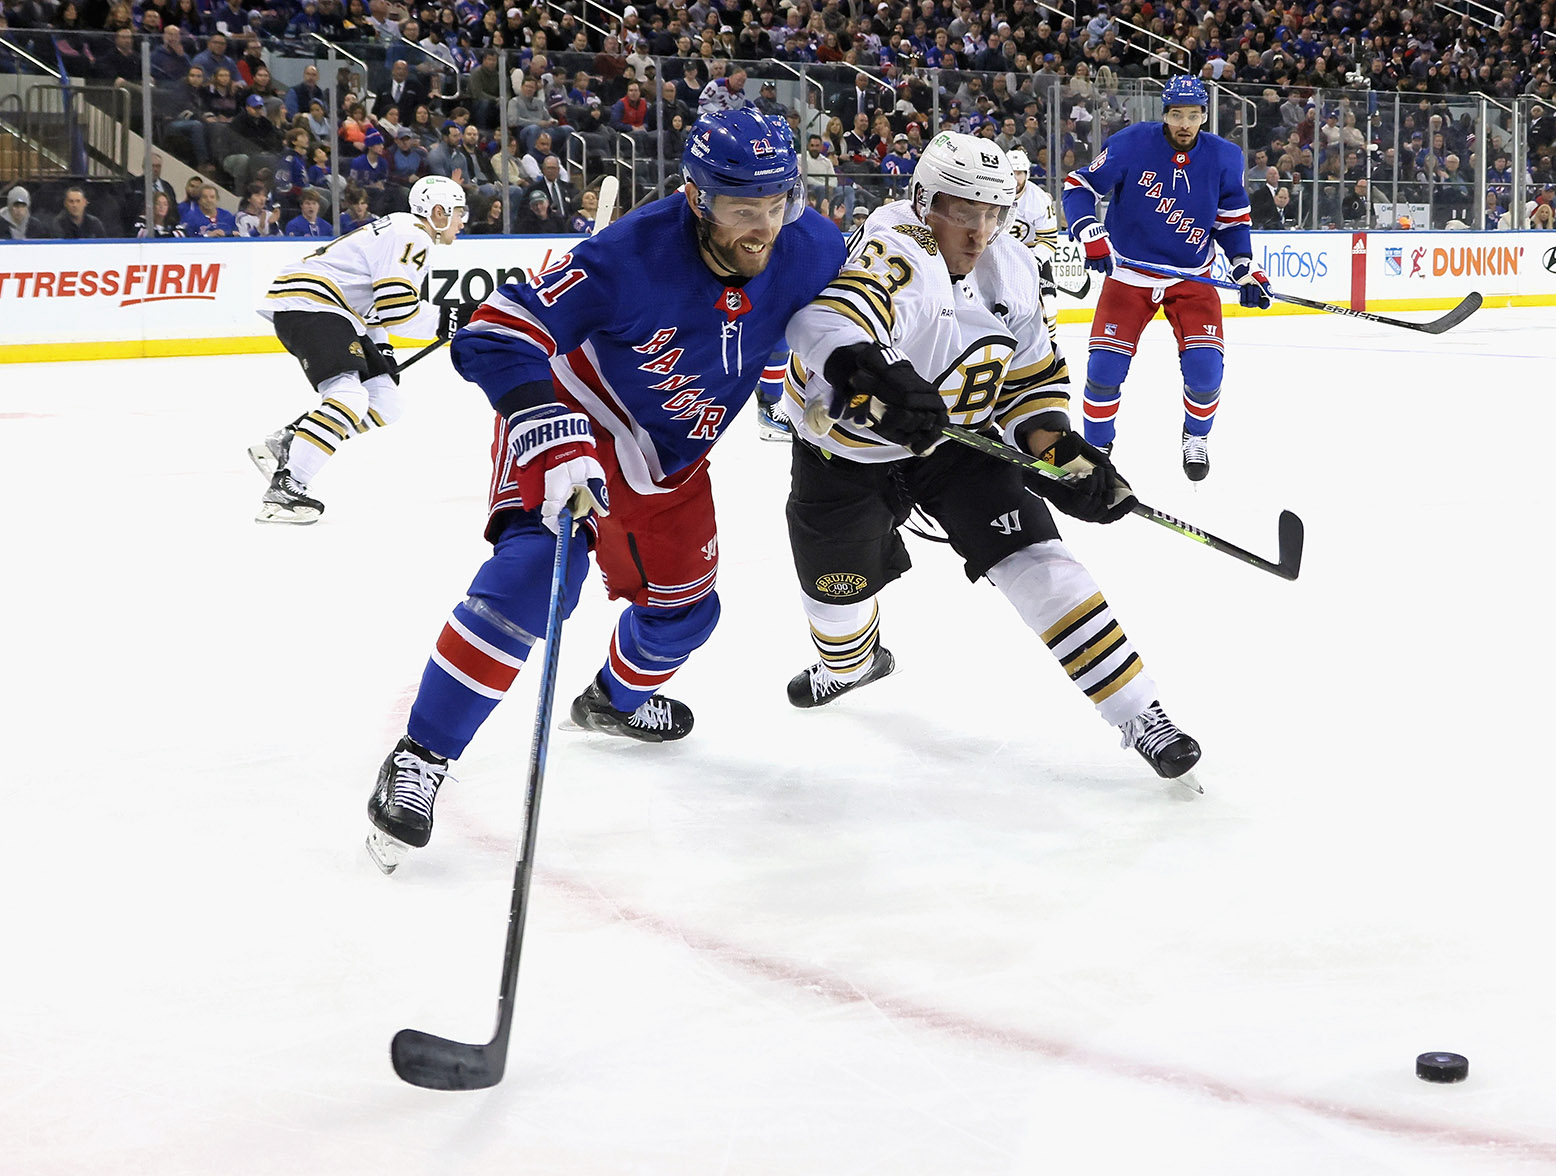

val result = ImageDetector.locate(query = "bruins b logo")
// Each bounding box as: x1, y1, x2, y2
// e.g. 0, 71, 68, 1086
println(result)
348, 341, 365, 358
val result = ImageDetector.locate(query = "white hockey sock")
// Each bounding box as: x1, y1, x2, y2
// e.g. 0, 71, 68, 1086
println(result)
287, 373, 369, 487
987, 542, 1156, 727
801, 597, 880, 682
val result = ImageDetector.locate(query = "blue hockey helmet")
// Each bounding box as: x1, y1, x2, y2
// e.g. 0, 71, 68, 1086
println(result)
682, 108, 805, 226
1161, 75, 1209, 109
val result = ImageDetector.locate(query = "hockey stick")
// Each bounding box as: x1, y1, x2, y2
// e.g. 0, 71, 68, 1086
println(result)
1114, 254, 1482, 335
394, 337, 446, 373
941, 425, 1304, 581
391, 506, 578, 1091
593, 175, 618, 235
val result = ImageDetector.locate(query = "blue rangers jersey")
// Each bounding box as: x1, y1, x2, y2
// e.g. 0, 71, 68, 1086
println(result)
1061, 123, 1251, 279
451, 195, 845, 495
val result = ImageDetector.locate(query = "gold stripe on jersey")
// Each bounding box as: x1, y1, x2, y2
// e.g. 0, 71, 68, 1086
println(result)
267, 272, 357, 318
815, 271, 894, 343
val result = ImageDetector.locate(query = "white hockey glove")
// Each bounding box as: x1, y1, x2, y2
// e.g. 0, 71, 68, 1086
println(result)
507, 404, 610, 533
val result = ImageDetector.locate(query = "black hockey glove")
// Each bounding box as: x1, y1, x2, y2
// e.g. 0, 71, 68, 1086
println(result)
437, 300, 480, 341
1038, 258, 1058, 304
1028, 432, 1137, 524
823, 342, 949, 456
374, 339, 400, 384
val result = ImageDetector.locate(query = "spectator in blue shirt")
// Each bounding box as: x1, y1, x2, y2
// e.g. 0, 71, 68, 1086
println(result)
284, 189, 333, 237
181, 183, 239, 236
339, 186, 375, 232
349, 127, 391, 203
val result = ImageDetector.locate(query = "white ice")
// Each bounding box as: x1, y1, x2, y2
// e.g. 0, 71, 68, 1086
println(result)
3, 306, 1555, 1176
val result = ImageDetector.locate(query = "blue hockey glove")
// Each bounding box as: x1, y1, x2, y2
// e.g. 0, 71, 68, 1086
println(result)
1230, 256, 1272, 309
507, 404, 610, 533
1071, 218, 1114, 276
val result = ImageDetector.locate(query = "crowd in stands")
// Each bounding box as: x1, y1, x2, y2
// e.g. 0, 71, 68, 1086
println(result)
2, 0, 1554, 237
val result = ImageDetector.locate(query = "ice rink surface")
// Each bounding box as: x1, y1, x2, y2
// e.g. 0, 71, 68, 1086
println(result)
4, 305, 1556, 1175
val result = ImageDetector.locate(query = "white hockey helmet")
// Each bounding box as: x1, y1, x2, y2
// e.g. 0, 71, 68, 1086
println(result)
908, 132, 1018, 237
1005, 147, 1031, 192
409, 174, 466, 223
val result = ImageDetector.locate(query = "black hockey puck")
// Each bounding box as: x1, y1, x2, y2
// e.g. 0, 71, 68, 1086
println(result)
1415, 1052, 1469, 1083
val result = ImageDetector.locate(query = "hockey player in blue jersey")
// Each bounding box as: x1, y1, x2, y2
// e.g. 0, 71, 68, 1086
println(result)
1061, 75, 1271, 481
365, 108, 846, 870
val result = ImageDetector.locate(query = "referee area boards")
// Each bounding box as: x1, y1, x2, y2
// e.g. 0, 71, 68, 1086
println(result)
2, 231, 1554, 364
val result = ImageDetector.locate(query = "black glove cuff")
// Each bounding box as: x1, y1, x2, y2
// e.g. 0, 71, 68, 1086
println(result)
493, 379, 562, 418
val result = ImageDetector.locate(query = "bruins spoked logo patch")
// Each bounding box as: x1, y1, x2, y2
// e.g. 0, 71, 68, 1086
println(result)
816, 572, 867, 597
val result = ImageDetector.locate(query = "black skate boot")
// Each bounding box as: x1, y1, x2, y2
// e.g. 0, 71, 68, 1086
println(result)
255, 468, 324, 525
755, 396, 792, 442
787, 647, 896, 709
569, 675, 694, 742
366, 736, 452, 874
247, 425, 295, 479
1181, 430, 1210, 482
1119, 700, 1202, 781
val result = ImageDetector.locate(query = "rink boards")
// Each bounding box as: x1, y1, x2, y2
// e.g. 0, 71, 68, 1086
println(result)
2, 229, 1553, 363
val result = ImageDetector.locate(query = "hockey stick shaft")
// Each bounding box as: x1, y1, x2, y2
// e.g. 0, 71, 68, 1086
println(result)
940, 426, 1303, 580
394, 337, 445, 373
1114, 254, 1481, 334
391, 507, 577, 1090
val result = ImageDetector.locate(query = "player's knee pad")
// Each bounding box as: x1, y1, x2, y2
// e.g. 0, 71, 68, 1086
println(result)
314, 372, 371, 434
1085, 349, 1132, 388
1082, 378, 1123, 446
1178, 346, 1223, 395
466, 512, 590, 639
987, 541, 1103, 631
365, 376, 406, 428
621, 593, 722, 661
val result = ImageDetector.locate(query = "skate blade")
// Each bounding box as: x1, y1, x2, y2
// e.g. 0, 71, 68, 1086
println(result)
556, 716, 585, 732
1172, 770, 1204, 795
757, 423, 793, 442
248, 444, 278, 479
255, 502, 321, 525
366, 828, 412, 874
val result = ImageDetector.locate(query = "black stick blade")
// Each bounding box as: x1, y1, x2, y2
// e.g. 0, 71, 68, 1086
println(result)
1419, 291, 1482, 334
392, 1027, 506, 1090
1277, 510, 1305, 581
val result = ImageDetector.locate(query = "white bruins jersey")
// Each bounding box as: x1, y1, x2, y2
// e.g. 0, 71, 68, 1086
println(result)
786, 200, 1070, 463
1008, 180, 1058, 260
261, 212, 436, 336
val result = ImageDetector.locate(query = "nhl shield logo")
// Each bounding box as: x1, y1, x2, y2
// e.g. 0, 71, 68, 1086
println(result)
1384, 247, 1402, 276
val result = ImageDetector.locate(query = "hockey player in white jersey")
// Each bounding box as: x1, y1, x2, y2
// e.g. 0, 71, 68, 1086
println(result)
782, 132, 1202, 780
1005, 148, 1060, 346
248, 175, 466, 524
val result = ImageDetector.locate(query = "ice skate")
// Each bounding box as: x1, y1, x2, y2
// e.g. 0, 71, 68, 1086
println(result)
1119, 700, 1202, 789
366, 736, 452, 874
1181, 430, 1210, 482
255, 469, 324, 525
568, 675, 694, 742
787, 647, 896, 709
756, 396, 793, 442
247, 425, 295, 479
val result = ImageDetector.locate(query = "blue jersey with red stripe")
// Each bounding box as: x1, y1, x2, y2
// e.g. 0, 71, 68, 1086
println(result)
1062, 123, 1252, 272
451, 196, 844, 495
